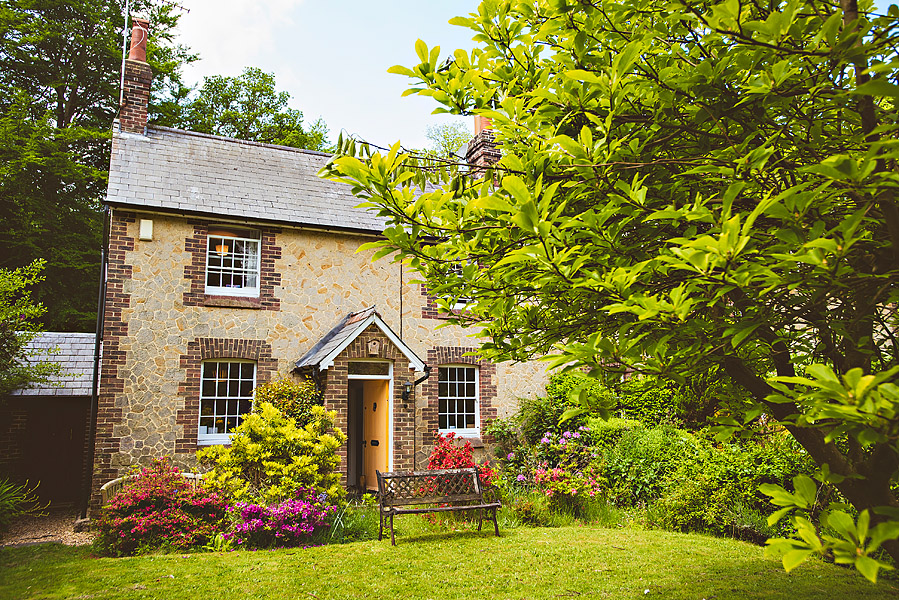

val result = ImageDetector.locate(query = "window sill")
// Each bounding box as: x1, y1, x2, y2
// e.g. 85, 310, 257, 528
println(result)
202, 295, 262, 309
197, 435, 233, 446
438, 432, 483, 447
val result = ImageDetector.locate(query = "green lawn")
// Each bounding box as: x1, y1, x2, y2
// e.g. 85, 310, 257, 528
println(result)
1, 526, 896, 600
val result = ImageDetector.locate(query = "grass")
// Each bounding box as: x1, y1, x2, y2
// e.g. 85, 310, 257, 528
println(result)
2, 525, 898, 600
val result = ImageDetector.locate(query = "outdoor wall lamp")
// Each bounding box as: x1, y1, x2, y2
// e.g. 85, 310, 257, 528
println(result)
402, 381, 413, 402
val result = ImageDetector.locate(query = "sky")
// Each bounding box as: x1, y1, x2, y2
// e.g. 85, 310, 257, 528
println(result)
170, 0, 482, 150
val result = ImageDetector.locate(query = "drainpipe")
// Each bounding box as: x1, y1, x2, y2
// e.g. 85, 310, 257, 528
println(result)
81, 205, 110, 519
410, 365, 431, 469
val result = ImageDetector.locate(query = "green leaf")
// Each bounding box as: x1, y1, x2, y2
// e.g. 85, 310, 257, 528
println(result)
855, 556, 882, 583
502, 175, 533, 205
782, 549, 814, 572
415, 39, 429, 64
387, 65, 417, 77
854, 78, 899, 98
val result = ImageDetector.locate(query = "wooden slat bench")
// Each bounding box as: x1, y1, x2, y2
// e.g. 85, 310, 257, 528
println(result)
376, 467, 501, 545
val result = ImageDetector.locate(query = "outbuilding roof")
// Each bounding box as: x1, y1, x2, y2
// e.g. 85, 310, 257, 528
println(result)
10, 332, 95, 396
105, 126, 387, 234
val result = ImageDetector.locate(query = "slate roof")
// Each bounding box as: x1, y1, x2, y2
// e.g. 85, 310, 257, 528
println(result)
295, 306, 426, 371
10, 332, 95, 396
106, 126, 388, 234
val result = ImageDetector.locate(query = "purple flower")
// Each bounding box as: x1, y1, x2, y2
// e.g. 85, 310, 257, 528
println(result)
563, 431, 572, 439
506, 452, 514, 460
516, 474, 527, 482
573, 432, 581, 438
540, 437, 551, 444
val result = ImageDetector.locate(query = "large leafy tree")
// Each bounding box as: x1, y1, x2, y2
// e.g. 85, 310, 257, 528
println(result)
324, 0, 899, 578
157, 67, 331, 151
0, 260, 62, 397
0, 0, 192, 331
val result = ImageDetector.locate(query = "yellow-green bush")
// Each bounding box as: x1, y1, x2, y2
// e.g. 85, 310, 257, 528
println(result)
252, 377, 322, 426
198, 402, 346, 505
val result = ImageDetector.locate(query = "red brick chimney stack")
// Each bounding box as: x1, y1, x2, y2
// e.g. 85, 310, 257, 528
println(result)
119, 16, 152, 134
466, 114, 500, 173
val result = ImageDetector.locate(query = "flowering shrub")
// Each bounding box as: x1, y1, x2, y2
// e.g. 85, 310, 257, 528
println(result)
428, 432, 495, 485
227, 487, 336, 548
198, 402, 346, 505
94, 457, 229, 556
533, 463, 603, 517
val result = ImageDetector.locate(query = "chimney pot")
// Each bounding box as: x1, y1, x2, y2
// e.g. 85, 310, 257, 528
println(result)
474, 115, 493, 135
127, 16, 150, 62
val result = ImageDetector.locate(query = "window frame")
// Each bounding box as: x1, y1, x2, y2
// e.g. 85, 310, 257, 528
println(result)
198, 359, 256, 446
446, 262, 471, 311
204, 231, 261, 297
437, 364, 480, 437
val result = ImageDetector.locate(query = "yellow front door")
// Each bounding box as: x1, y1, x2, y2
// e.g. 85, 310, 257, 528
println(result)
362, 379, 389, 490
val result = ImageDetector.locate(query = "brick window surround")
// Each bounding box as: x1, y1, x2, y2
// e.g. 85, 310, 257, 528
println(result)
183, 221, 281, 310
422, 347, 497, 441
175, 338, 277, 452
420, 284, 465, 320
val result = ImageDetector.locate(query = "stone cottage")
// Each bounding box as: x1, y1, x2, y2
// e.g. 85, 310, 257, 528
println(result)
90, 17, 548, 504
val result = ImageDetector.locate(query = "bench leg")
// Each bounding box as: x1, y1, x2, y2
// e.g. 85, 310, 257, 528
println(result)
390, 513, 396, 546
378, 510, 383, 541
477, 508, 483, 532
492, 507, 499, 536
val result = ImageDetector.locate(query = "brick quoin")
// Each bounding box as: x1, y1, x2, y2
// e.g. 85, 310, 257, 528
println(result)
174, 338, 278, 453
91, 210, 136, 508
182, 222, 281, 310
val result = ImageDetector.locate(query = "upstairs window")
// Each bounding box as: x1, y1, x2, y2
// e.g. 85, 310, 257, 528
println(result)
198, 360, 255, 445
205, 229, 260, 296
438, 365, 479, 436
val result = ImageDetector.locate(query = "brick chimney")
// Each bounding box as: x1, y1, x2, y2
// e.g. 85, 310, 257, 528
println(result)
119, 16, 152, 134
465, 114, 500, 171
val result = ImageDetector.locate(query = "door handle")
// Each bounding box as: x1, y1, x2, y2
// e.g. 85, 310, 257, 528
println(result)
370, 440, 379, 447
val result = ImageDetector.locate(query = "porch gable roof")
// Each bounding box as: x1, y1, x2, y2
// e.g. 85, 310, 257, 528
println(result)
295, 306, 426, 372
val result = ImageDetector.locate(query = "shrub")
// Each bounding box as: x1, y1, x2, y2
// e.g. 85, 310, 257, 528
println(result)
600, 425, 688, 504
533, 464, 603, 518
0, 478, 45, 530
93, 457, 229, 556
428, 432, 495, 485
198, 402, 346, 505
587, 417, 641, 450
614, 376, 682, 424
227, 487, 336, 548
516, 372, 604, 445
252, 377, 322, 427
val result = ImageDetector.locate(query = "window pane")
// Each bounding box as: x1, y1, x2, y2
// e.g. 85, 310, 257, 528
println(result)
437, 365, 478, 432
206, 234, 260, 293
200, 361, 255, 439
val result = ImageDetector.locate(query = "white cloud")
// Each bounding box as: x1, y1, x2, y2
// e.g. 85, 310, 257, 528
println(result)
177, 0, 305, 81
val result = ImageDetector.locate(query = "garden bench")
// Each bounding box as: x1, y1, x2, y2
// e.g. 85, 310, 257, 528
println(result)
376, 467, 501, 545
99, 472, 203, 504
